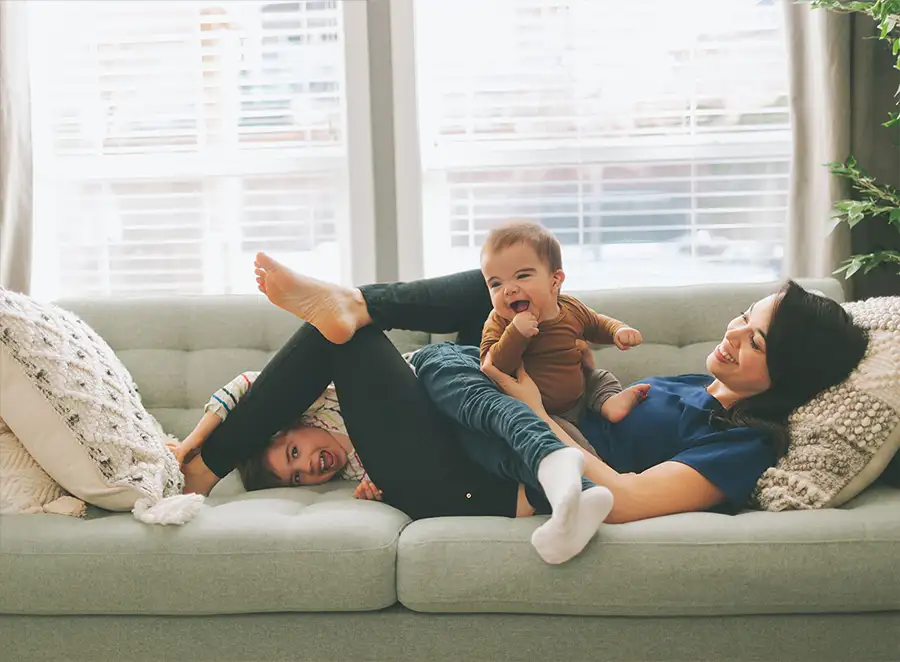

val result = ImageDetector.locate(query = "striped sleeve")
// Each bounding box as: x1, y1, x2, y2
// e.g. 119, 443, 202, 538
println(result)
205, 371, 259, 420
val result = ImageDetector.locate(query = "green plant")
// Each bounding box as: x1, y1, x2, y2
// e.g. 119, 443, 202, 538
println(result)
806, 1, 900, 278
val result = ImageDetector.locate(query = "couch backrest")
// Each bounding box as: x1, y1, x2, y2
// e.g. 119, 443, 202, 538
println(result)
60, 278, 844, 440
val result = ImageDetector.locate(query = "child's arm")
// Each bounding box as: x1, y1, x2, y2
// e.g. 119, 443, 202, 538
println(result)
480, 310, 534, 376
564, 296, 639, 349
167, 371, 260, 463
167, 411, 221, 464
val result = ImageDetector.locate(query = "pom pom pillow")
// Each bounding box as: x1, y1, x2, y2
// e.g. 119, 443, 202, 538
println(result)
0, 288, 202, 524
754, 296, 900, 510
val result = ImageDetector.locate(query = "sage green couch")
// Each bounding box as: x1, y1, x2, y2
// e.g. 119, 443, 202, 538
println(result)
2, 279, 898, 662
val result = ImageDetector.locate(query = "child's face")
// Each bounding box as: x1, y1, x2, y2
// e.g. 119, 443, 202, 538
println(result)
481, 242, 563, 321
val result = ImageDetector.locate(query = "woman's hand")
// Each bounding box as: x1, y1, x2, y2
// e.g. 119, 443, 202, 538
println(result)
481, 356, 546, 414
353, 478, 383, 501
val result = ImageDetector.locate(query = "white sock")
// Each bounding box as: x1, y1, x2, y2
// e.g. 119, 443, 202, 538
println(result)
531, 486, 613, 565
536, 447, 585, 531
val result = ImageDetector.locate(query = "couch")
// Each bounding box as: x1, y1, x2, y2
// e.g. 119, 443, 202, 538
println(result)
2, 278, 899, 662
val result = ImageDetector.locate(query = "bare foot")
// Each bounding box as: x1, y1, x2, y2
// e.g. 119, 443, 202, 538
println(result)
254, 252, 369, 344
600, 384, 650, 423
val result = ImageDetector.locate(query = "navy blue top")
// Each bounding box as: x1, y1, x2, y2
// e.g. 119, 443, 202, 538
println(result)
578, 374, 776, 512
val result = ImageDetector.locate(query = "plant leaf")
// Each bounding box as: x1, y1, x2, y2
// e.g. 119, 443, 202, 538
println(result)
844, 260, 862, 278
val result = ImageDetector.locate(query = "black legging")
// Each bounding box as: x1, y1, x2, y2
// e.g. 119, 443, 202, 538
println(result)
198, 305, 518, 520
359, 269, 492, 347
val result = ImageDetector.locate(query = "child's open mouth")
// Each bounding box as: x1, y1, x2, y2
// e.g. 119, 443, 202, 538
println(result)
510, 300, 530, 313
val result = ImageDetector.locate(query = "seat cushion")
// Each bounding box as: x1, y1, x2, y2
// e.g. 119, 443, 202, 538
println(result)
0, 479, 409, 615
396, 485, 900, 617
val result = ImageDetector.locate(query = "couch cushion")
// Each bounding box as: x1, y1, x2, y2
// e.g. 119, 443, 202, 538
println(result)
58, 296, 430, 440
396, 485, 900, 616
0, 480, 409, 615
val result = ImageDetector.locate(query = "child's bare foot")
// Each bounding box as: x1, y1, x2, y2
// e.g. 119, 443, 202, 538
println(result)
600, 384, 650, 423
254, 252, 369, 344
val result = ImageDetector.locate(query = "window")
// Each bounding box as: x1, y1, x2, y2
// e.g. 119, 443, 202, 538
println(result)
25, 0, 792, 298
27, 0, 367, 298
413, 0, 791, 288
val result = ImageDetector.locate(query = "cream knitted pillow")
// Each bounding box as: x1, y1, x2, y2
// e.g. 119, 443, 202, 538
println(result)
754, 296, 900, 510
0, 289, 202, 524
0, 417, 86, 517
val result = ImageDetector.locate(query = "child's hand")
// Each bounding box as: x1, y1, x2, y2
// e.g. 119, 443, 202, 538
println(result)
614, 327, 642, 350
512, 311, 540, 338
166, 440, 202, 466
354, 478, 383, 501
166, 441, 191, 465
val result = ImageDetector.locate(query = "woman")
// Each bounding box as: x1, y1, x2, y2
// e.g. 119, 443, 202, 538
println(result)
180, 253, 867, 563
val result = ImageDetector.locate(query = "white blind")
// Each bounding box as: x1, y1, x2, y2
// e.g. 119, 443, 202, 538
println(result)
28, 0, 349, 298
415, 0, 792, 289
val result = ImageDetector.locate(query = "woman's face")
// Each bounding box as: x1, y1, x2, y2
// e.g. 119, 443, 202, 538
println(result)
706, 293, 778, 398
264, 425, 348, 487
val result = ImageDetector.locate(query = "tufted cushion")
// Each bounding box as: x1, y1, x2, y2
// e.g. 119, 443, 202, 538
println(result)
0, 479, 409, 615
0, 290, 200, 523
755, 296, 900, 510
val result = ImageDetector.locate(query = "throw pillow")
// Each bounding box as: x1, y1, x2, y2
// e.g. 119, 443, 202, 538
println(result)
0, 417, 86, 516
0, 288, 203, 524
754, 296, 900, 510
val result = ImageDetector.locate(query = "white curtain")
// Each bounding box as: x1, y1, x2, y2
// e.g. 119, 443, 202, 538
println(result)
782, 2, 851, 282
0, 0, 33, 294
783, 2, 900, 298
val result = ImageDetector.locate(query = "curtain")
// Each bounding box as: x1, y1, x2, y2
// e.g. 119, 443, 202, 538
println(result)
782, 2, 899, 299
0, 0, 33, 294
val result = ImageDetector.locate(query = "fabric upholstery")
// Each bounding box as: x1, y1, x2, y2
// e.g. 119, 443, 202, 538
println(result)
3, 609, 899, 662
0, 478, 407, 615
397, 485, 900, 616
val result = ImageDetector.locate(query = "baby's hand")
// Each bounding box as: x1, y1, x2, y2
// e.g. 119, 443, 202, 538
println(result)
614, 327, 642, 350
354, 478, 383, 501
512, 311, 540, 338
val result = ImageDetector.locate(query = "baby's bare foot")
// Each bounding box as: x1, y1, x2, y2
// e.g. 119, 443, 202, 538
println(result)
254, 252, 368, 345
600, 384, 650, 423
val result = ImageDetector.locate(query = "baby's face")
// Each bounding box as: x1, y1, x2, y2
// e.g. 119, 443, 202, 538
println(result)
481, 242, 562, 322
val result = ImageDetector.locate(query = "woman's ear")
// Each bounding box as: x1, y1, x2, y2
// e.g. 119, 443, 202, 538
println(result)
552, 269, 566, 293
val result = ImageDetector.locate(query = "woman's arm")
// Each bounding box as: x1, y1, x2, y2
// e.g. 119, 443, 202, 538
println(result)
485, 362, 727, 523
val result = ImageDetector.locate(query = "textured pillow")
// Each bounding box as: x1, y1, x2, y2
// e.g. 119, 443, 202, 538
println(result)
0, 289, 203, 524
754, 296, 900, 510
0, 417, 86, 516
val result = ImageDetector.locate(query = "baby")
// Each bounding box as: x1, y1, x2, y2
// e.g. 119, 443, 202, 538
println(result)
479, 220, 651, 561
480, 220, 649, 424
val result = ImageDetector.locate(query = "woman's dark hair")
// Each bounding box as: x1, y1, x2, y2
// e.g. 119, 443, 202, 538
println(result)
712, 280, 868, 457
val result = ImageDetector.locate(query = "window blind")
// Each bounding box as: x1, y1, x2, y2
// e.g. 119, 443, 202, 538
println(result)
414, 0, 791, 288
28, 0, 348, 298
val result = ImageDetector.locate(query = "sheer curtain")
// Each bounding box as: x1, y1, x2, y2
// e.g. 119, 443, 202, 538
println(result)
0, 0, 33, 294
783, 2, 900, 298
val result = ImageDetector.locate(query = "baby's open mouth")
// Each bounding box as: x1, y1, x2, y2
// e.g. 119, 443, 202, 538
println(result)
510, 300, 530, 313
